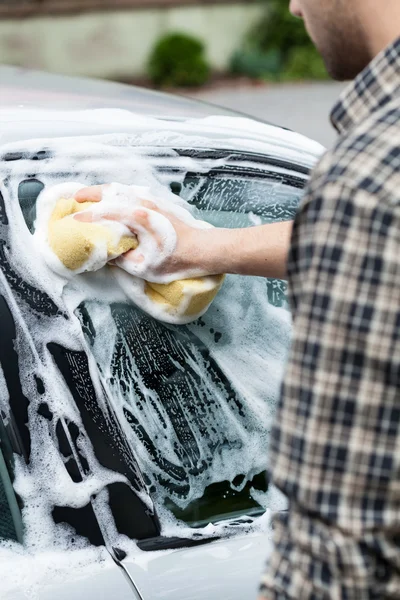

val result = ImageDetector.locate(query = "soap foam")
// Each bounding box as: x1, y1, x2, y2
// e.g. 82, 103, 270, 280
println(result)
0, 363, 10, 420
0, 124, 311, 589
0, 108, 324, 168
0, 542, 110, 600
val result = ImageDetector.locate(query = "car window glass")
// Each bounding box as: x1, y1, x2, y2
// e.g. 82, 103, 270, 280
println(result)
6, 140, 306, 536
76, 171, 300, 528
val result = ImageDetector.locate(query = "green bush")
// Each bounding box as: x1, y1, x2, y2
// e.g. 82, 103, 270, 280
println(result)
231, 0, 328, 81
148, 33, 211, 88
252, 0, 311, 60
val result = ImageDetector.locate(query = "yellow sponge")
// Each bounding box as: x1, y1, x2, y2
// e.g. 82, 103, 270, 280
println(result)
48, 197, 137, 270
48, 197, 224, 321
145, 278, 223, 318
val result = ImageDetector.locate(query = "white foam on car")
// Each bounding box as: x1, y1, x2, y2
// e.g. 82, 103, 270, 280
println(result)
0, 542, 111, 600
0, 107, 324, 168
0, 113, 320, 593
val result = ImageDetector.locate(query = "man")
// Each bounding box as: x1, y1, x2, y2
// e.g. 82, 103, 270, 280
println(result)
77, 0, 400, 596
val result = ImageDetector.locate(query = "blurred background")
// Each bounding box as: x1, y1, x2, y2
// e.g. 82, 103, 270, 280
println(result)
0, 0, 345, 147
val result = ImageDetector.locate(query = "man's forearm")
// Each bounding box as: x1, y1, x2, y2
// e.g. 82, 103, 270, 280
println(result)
197, 221, 292, 280
74, 185, 292, 281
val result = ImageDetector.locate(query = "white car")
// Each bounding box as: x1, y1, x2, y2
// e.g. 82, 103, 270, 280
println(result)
0, 66, 323, 600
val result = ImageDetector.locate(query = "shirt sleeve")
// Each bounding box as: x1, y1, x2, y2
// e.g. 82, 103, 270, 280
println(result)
260, 170, 400, 599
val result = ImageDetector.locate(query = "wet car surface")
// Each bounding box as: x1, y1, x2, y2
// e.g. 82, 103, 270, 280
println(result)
0, 66, 323, 600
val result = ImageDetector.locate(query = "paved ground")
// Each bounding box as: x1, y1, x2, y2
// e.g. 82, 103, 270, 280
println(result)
187, 81, 347, 149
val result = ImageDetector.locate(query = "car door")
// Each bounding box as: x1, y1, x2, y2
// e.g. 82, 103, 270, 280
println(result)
0, 132, 316, 599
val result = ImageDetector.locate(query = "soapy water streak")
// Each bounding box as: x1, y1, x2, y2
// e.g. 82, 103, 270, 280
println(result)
0, 133, 303, 562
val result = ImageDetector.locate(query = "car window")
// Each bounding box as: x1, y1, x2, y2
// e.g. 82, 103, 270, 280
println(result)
75, 170, 301, 529
5, 139, 307, 539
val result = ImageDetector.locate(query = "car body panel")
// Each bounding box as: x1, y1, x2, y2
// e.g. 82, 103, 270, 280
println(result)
0, 552, 139, 600
124, 532, 272, 600
0, 65, 239, 119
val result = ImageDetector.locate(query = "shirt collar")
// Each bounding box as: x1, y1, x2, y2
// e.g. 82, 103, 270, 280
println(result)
331, 37, 400, 135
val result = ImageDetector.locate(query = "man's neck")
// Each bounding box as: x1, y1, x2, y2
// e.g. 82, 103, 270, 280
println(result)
360, 0, 400, 59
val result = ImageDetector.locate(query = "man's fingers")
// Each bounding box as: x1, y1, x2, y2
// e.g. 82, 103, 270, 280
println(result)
73, 209, 129, 224
100, 208, 157, 236
140, 199, 159, 211
91, 209, 146, 233
74, 191, 182, 232
75, 185, 107, 203
128, 209, 163, 248
73, 211, 95, 223
74, 207, 163, 249
140, 199, 185, 230
119, 249, 145, 264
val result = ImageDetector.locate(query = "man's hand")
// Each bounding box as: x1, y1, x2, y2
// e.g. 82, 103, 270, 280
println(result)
74, 185, 217, 281
74, 184, 291, 280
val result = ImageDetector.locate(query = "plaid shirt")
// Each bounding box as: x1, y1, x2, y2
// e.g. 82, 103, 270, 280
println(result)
260, 38, 400, 599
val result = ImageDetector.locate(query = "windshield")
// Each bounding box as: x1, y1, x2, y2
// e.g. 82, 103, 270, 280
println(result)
4, 137, 305, 534
75, 171, 300, 528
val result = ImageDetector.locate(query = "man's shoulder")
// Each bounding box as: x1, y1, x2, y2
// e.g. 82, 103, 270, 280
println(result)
309, 96, 400, 203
